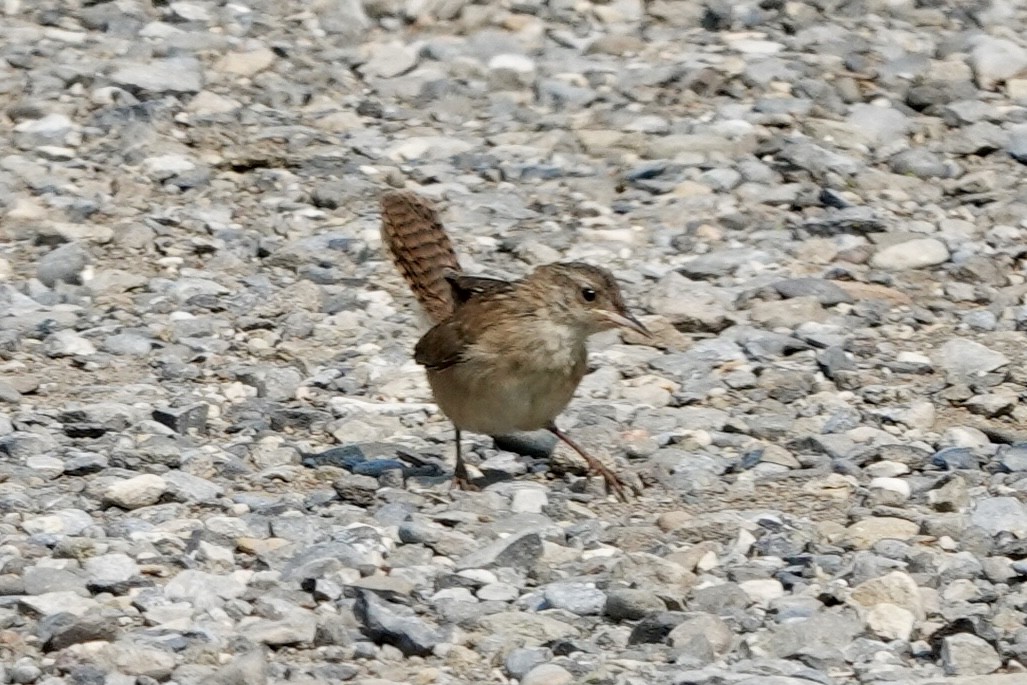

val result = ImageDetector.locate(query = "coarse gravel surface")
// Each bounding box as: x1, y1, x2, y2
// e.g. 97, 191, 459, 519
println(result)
3, 1, 1027, 684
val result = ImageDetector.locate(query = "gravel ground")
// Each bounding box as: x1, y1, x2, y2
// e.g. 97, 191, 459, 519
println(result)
3, 1, 1027, 684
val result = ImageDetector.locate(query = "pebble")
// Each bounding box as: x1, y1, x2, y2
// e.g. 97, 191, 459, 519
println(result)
542, 581, 606, 616
0, 3, 1024, 683
850, 571, 924, 619
941, 633, 1003, 675
667, 613, 733, 664
933, 339, 1010, 377
605, 588, 666, 620
36, 242, 91, 286
505, 648, 550, 679
870, 238, 950, 270
102, 474, 168, 509
841, 518, 920, 549
970, 37, 1027, 90
109, 58, 203, 93
865, 602, 915, 641
42, 330, 97, 357
970, 497, 1027, 537
520, 664, 573, 685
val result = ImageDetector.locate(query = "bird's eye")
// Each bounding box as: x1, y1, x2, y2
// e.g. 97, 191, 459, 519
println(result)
581, 287, 597, 302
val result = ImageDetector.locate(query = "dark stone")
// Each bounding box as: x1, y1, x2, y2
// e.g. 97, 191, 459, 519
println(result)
303, 444, 443, 478
493, 431, 558, 459
932, 447, 980, 470
627, 611, 687, 644
354, 590, 445, 657
39, 612, 119, 651
772, 278, 854, 306
817, 346, 856, 379
455, 531, 543, 571
269, 407, 333, 431
152, 403, 209, 433
801, 207, 886, 236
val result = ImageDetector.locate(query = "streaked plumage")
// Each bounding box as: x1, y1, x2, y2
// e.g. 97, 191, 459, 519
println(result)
380, 190, 648, 500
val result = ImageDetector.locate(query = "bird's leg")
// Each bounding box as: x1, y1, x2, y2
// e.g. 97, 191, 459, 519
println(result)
547, 424, 630, 502
452, 426, 478, 491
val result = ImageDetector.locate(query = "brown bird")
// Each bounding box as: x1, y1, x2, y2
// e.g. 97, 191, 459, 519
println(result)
379, 189, 649, 500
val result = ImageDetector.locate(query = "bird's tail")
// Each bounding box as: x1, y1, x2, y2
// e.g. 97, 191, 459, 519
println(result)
379, 190, 462, 324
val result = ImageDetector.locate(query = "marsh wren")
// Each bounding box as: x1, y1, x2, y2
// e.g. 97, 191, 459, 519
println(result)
380, 190, 649, 501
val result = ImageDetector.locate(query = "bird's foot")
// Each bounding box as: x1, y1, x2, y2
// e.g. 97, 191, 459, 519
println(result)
452, 475, 480, 492
452, 462, 480, 492
548, 424, 635, 503
581, 453, 632, 503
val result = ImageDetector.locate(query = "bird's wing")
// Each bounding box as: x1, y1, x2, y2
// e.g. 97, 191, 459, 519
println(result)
413, 318, 470, 371
445, 273, 515, 306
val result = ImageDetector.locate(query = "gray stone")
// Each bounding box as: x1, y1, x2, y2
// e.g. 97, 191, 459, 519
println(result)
21, 509, 93, 536
749, 297, 825, 329
772, 278, 853, 306
889, 148, 949, 178
279, 542, 375, 581
243, 610, 317, 646
164, 570, 246, 609
1010, 124, 1027, 165
605, 588, 666, 620
98, 642, 176, 679
542, 581, 606, 616
102, 474, 167, 509
152, 403, 209, 433
83, 553, 139, 589
476, 612, 577, 645
13, 113, 75, 147
999, 445, 1027, 472
456, 531, 542, 570
870, 238, 950, 270
19, 591, 99, 617
317, 0, 370, 37
667, 613, 733, 665
163, 470, 223, 503
505, 647, 551, 679
746, 610, 861, 659
520, 664, 573, 685
679, 248, 773, 279
203, 649, 268, 685
23, 567, 87, 596
102, 333, 154, 356
42, 330, 97, 357
37, 242, 90, 287
8, 660, 42, 684
970, 497, 1027, 537
941, 633, 1002, 675
63, 451, 108, 475
646, 273, 733, 333
39, 612, 119, 651
970, 37, 1027, 89
354, 590, 445, 657
865, 602, 915, 641
110, 58, 203, 93
933, 339, 1009, 377
238, 367, 303, 401
846, 103, 909, 145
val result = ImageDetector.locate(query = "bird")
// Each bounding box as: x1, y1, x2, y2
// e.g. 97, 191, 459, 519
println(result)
379, 189, 649, 500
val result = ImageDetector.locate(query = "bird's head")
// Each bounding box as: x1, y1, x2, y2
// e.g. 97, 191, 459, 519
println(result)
531, 263, 650, 338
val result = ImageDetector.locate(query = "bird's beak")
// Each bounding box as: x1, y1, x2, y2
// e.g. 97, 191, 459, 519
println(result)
600, 309, 651, 337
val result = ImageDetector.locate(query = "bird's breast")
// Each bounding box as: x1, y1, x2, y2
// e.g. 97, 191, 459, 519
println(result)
426, 334, 588, 435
